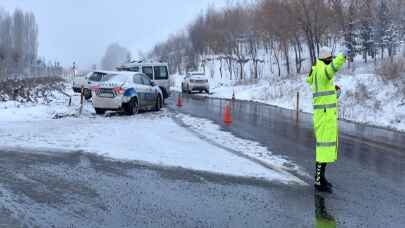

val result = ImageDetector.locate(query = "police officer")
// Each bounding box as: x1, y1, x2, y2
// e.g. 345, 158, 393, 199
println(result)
306, 47, 350, 192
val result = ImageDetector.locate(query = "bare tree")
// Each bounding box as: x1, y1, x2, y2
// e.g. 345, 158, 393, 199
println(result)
101, 43, 131, 70
0, 8, 41, 79
149, 0, 405, 79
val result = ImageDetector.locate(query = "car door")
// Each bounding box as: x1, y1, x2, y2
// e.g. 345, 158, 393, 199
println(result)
153, 65, 169, 89
142, 66, 154, 80
141, 74, 155, 107
133, 74, 148, 108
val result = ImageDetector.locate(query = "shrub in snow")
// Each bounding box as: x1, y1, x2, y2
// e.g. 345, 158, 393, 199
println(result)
376, 57, 405, 97
373, 100, 382, 111
354, 83, 371, 103
376, 57, 405, 81
0, 77, 65, 104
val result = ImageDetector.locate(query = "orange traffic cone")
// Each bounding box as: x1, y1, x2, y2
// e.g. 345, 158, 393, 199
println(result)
224, 103, 232, 124
176, 95, 183, 107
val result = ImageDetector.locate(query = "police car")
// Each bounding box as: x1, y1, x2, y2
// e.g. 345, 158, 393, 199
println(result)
116, 61, 170, 100
91, 71, 163, 115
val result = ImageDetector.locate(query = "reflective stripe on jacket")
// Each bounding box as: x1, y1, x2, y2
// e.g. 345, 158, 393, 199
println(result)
306, 54, 346, 163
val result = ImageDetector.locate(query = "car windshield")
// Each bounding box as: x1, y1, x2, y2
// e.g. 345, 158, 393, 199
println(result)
101, 74, 128, 83
128, 67, 139, 72
88, 72, 117, 82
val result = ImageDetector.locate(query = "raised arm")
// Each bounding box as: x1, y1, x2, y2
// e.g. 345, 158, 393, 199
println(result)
325, 54, 346, 80
324, 54, 346, 81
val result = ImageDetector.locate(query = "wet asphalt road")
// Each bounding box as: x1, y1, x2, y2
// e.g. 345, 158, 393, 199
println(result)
0, 95, 404, 227
0, 149, 312, 228
168, 93, 405, 227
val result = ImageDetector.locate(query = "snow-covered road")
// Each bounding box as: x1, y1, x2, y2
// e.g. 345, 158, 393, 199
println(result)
0, 94, 306, 185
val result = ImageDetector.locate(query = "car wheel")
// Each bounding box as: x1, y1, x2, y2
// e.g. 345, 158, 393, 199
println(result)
155, 95, 162, 111
95, 108, 105, 115
124, 98, 139, 116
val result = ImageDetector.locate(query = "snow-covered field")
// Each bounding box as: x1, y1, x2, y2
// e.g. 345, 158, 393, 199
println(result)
171, 61, 405, 132
0, 87, 306, 185
0, 94, 77, 121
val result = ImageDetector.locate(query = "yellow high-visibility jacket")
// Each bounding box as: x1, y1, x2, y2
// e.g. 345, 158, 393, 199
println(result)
306, 54, 346, 163
316, 215, 336, 228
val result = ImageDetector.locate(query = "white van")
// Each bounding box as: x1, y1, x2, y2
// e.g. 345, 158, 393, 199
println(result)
117, 61, 170, 100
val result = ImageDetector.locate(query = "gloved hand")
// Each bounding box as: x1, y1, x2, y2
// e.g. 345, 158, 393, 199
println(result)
341, 47, 351, 57
335, 85, 342, 98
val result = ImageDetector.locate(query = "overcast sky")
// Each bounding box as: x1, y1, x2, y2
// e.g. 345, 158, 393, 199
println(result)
1, 0, 227, 69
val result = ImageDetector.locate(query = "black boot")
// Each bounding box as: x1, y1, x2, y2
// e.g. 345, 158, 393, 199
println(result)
321, 163, 333, 188
314, 162, 332, 193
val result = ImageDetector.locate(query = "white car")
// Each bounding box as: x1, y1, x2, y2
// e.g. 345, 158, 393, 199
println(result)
91, 72, 163, 115
72, 74, 90, 98
72, 75, 87, 92
73, 70, 118, 99
181, 72, 210, 94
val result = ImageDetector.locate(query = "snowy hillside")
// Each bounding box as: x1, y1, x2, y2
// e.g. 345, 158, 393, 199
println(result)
171, 58, 405, 132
